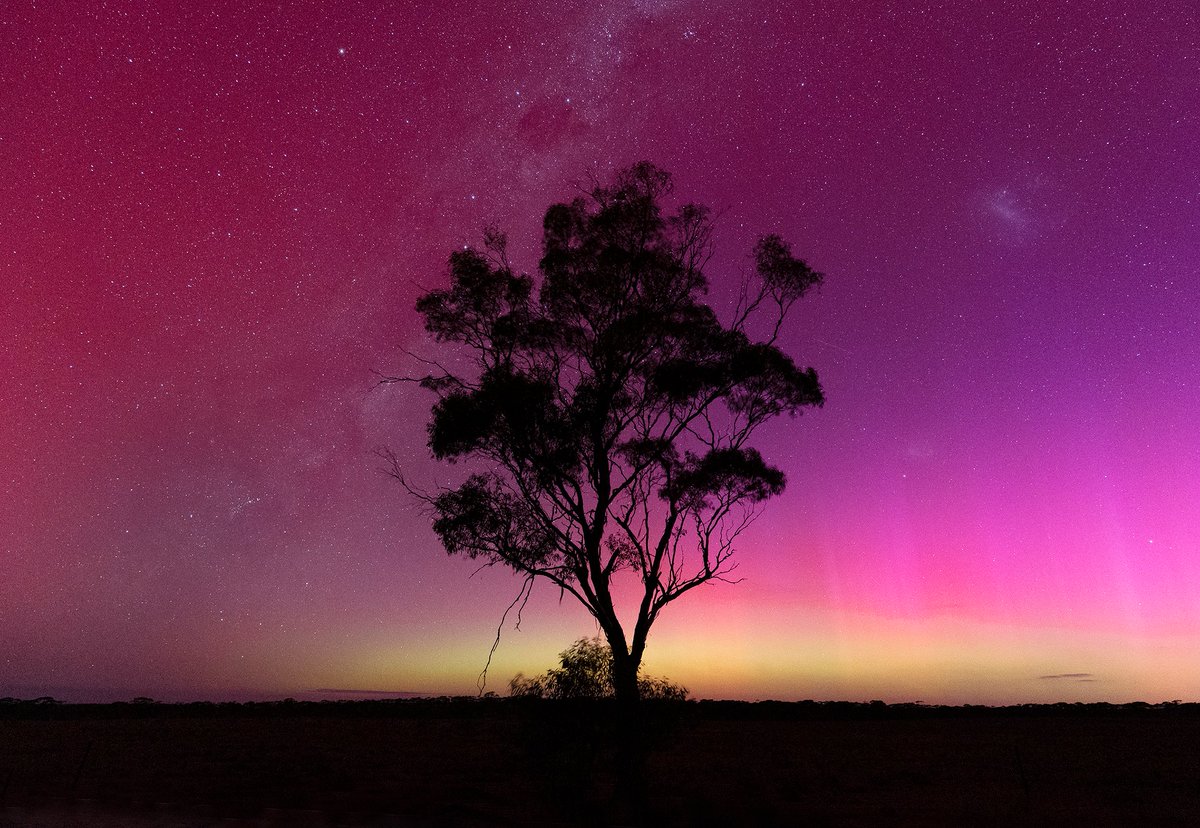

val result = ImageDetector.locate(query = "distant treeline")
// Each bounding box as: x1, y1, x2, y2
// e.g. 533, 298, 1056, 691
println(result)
2, 695, 1197, 721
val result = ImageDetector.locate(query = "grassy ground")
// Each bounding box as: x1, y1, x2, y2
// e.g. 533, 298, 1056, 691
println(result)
2, 700, 1199, 825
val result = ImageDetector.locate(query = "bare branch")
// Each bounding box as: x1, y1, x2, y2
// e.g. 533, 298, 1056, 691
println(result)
375, 447, 438, 508
477, 575, 534, 695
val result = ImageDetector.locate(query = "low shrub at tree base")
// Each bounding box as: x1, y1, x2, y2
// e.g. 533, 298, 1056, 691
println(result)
510, 637, 688, 702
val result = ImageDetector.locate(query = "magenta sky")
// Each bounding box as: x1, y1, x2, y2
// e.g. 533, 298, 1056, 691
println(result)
3, 1, 1198, 704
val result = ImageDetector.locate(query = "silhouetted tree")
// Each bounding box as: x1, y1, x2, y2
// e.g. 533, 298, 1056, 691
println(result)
386, 162, 823, 704
510, 636, 688, 701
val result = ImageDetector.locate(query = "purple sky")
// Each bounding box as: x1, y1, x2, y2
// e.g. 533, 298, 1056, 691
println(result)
2, 0, 1198, 703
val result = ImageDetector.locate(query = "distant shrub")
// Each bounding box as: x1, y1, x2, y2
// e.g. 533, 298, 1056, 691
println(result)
510, 637, 688, 702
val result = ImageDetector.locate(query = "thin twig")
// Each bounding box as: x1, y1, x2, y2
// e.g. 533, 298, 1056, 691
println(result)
477, 575, 535, 695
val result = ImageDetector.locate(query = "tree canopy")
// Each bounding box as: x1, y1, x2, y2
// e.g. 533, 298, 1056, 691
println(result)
391, 162, 824, 702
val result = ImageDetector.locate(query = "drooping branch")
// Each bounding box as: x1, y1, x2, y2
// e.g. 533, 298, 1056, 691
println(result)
477, 574, 534, 695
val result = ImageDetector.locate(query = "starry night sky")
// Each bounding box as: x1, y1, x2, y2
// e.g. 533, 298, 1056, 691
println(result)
3, 0, 1198, 704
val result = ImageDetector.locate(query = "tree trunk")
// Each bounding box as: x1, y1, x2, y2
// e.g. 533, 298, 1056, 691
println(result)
609, 649, 648, 823
611, 650, 641, 706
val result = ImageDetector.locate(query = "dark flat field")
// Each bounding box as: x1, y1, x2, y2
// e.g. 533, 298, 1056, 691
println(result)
3, 699, 1200, 826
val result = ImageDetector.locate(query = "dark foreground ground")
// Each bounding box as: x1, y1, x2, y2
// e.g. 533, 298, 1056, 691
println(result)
3, 698, 1200, 826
